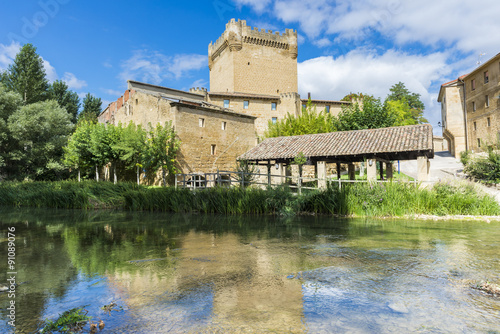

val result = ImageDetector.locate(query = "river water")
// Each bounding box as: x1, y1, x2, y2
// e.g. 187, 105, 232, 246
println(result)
0, 207, 499, 333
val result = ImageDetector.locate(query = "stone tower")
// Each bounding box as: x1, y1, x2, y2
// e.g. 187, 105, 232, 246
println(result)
208, 19, 298, 96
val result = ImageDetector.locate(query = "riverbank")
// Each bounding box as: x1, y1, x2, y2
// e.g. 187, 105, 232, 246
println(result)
0, 180, 499, 217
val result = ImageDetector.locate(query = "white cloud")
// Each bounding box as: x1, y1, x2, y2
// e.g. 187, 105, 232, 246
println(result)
251, 0, 500, 56
313, 38, 332, 48
102, 61, 113, 68
168, 54, 206, 79
62, 72, 87, 90
190, 79, 208, 89
101, 88, 123, 97
0, 41, 21, 71
120, 50, 206, 84
298, 49, 452, 129
42, 59, 58, 83
233, 0, 272, 12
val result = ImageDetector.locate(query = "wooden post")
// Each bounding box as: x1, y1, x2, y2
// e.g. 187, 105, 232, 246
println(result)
348, 163, 355, 180
241, 170, 244, 187
298, 176, 302, 195
336, 163, 341, 180
367, 159, 377, 181
267, 162, 271, 187
317, 161, 327, 189
175, 174, 177, 189
379, 161, 384, 180
386, 163, 393, 179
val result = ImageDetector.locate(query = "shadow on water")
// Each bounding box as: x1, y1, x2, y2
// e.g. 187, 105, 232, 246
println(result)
0, 207, 499, 333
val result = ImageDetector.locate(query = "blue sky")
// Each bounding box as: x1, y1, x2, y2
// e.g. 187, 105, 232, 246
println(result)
1, 0, 500, 134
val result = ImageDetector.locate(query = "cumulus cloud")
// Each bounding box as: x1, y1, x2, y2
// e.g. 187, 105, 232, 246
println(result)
120, 50, 206, 85
0, 41, 21, 71
298, 49, 452, 129
62, 72, 87, 90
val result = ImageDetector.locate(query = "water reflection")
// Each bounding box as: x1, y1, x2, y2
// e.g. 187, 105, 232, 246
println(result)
0, 208, 499, 333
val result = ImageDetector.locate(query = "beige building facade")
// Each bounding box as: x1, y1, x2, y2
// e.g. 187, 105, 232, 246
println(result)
438, 53, 500, 155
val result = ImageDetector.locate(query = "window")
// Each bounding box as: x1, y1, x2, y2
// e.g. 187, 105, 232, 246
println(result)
478, 138, 481, 147
272, 117, 277, 124
487, 117, 491, 127
471, 79, 476, 91
325, 105, 330, 113
199, 118, 205, 127
474, 121, 477, 131
224, 99, 229, 108
486, 95, 489, 107
221, 121, 227, 130
271, 102, 277, 111
211, 144, 216, 155
472, 101, 476, 112
243, 100, 249, 109
484, 71, 489, 84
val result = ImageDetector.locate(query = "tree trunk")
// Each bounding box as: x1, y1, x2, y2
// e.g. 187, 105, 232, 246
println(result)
137, 166, 140, 185
162, 167, 166, 187
113, 164, 117, 184
78, 169, 81, 182
95, 165, 99, 182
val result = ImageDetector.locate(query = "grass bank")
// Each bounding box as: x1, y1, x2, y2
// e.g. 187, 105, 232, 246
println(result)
0, 180, 498, 217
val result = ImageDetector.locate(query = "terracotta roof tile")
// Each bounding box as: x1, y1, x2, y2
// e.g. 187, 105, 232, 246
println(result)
239, 124, 433, 161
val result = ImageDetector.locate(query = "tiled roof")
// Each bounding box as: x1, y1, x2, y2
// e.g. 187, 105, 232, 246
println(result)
239, 124, 433, 161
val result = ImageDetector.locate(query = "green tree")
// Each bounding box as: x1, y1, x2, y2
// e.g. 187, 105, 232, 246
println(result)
8, 100, 74, 180
385, 82, 428, 124
113, 122, 148, 185
144, 122, 180, 186
48, 80, 80, 123
265, 99, 334, 138
333, 97, 396, 131
78, 93, 102, 123
3, 44, 49, 104
89, 122, 111, 181
0, 84, 23, 175
63, 121, 94, 181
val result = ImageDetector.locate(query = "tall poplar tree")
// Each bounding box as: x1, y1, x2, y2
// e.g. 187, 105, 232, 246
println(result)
48, 80, 80, 123
3, 44, 49, 104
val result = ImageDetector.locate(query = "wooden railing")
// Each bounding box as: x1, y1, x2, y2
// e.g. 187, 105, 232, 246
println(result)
175, 170, 426, 193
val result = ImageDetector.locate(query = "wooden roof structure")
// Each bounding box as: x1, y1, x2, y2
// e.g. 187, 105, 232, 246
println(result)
239, 124, 434, 163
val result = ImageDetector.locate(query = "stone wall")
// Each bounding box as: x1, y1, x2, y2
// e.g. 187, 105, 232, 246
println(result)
466, 55, 500, 152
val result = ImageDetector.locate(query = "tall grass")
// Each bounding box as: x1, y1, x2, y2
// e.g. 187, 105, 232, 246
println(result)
1, 180, 499, 216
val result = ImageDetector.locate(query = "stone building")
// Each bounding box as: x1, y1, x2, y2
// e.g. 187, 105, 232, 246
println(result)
99, 19, 348, 175
99, 81, 257, 174
438, 53, 500, 155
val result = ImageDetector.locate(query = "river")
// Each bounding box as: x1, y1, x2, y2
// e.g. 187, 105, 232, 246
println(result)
0, 207, 499, 333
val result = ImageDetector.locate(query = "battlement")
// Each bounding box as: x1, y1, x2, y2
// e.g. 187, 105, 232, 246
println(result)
208, 19, 298, 60
280, 92, 300, 99
189, 87, 208, 97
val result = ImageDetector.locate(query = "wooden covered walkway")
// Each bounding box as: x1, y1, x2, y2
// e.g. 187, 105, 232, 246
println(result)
238, 124, 434, 186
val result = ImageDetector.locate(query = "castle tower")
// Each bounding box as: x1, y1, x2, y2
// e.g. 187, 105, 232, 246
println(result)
208, 19, 298, 96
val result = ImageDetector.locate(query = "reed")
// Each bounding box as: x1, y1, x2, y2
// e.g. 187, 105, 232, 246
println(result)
1, 180, 498, 217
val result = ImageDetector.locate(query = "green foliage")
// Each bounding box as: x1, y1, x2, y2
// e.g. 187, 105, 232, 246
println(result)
333, 97, 396, 131
460, 150, 470, 166
385, 82, 428, 124
265, 99, 334, 137
3, 179, 497, 217
0, 84, 23, 170
48, 80, 80, 123
41, 307, 91, 333
463, 148, 500, 183
8, 100, 74, 180
78, 93, 102, 123
2, 43, 49, 104
143, 121, 180, 186
235, 160, 259, 187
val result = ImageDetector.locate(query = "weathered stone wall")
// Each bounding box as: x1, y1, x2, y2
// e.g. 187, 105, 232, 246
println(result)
441, 84, 466, 156
466, 55, 500, 152
172, 104, 256, 173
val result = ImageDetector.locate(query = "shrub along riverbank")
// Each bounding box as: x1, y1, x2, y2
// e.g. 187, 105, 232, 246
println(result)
0, 180, 498, 217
